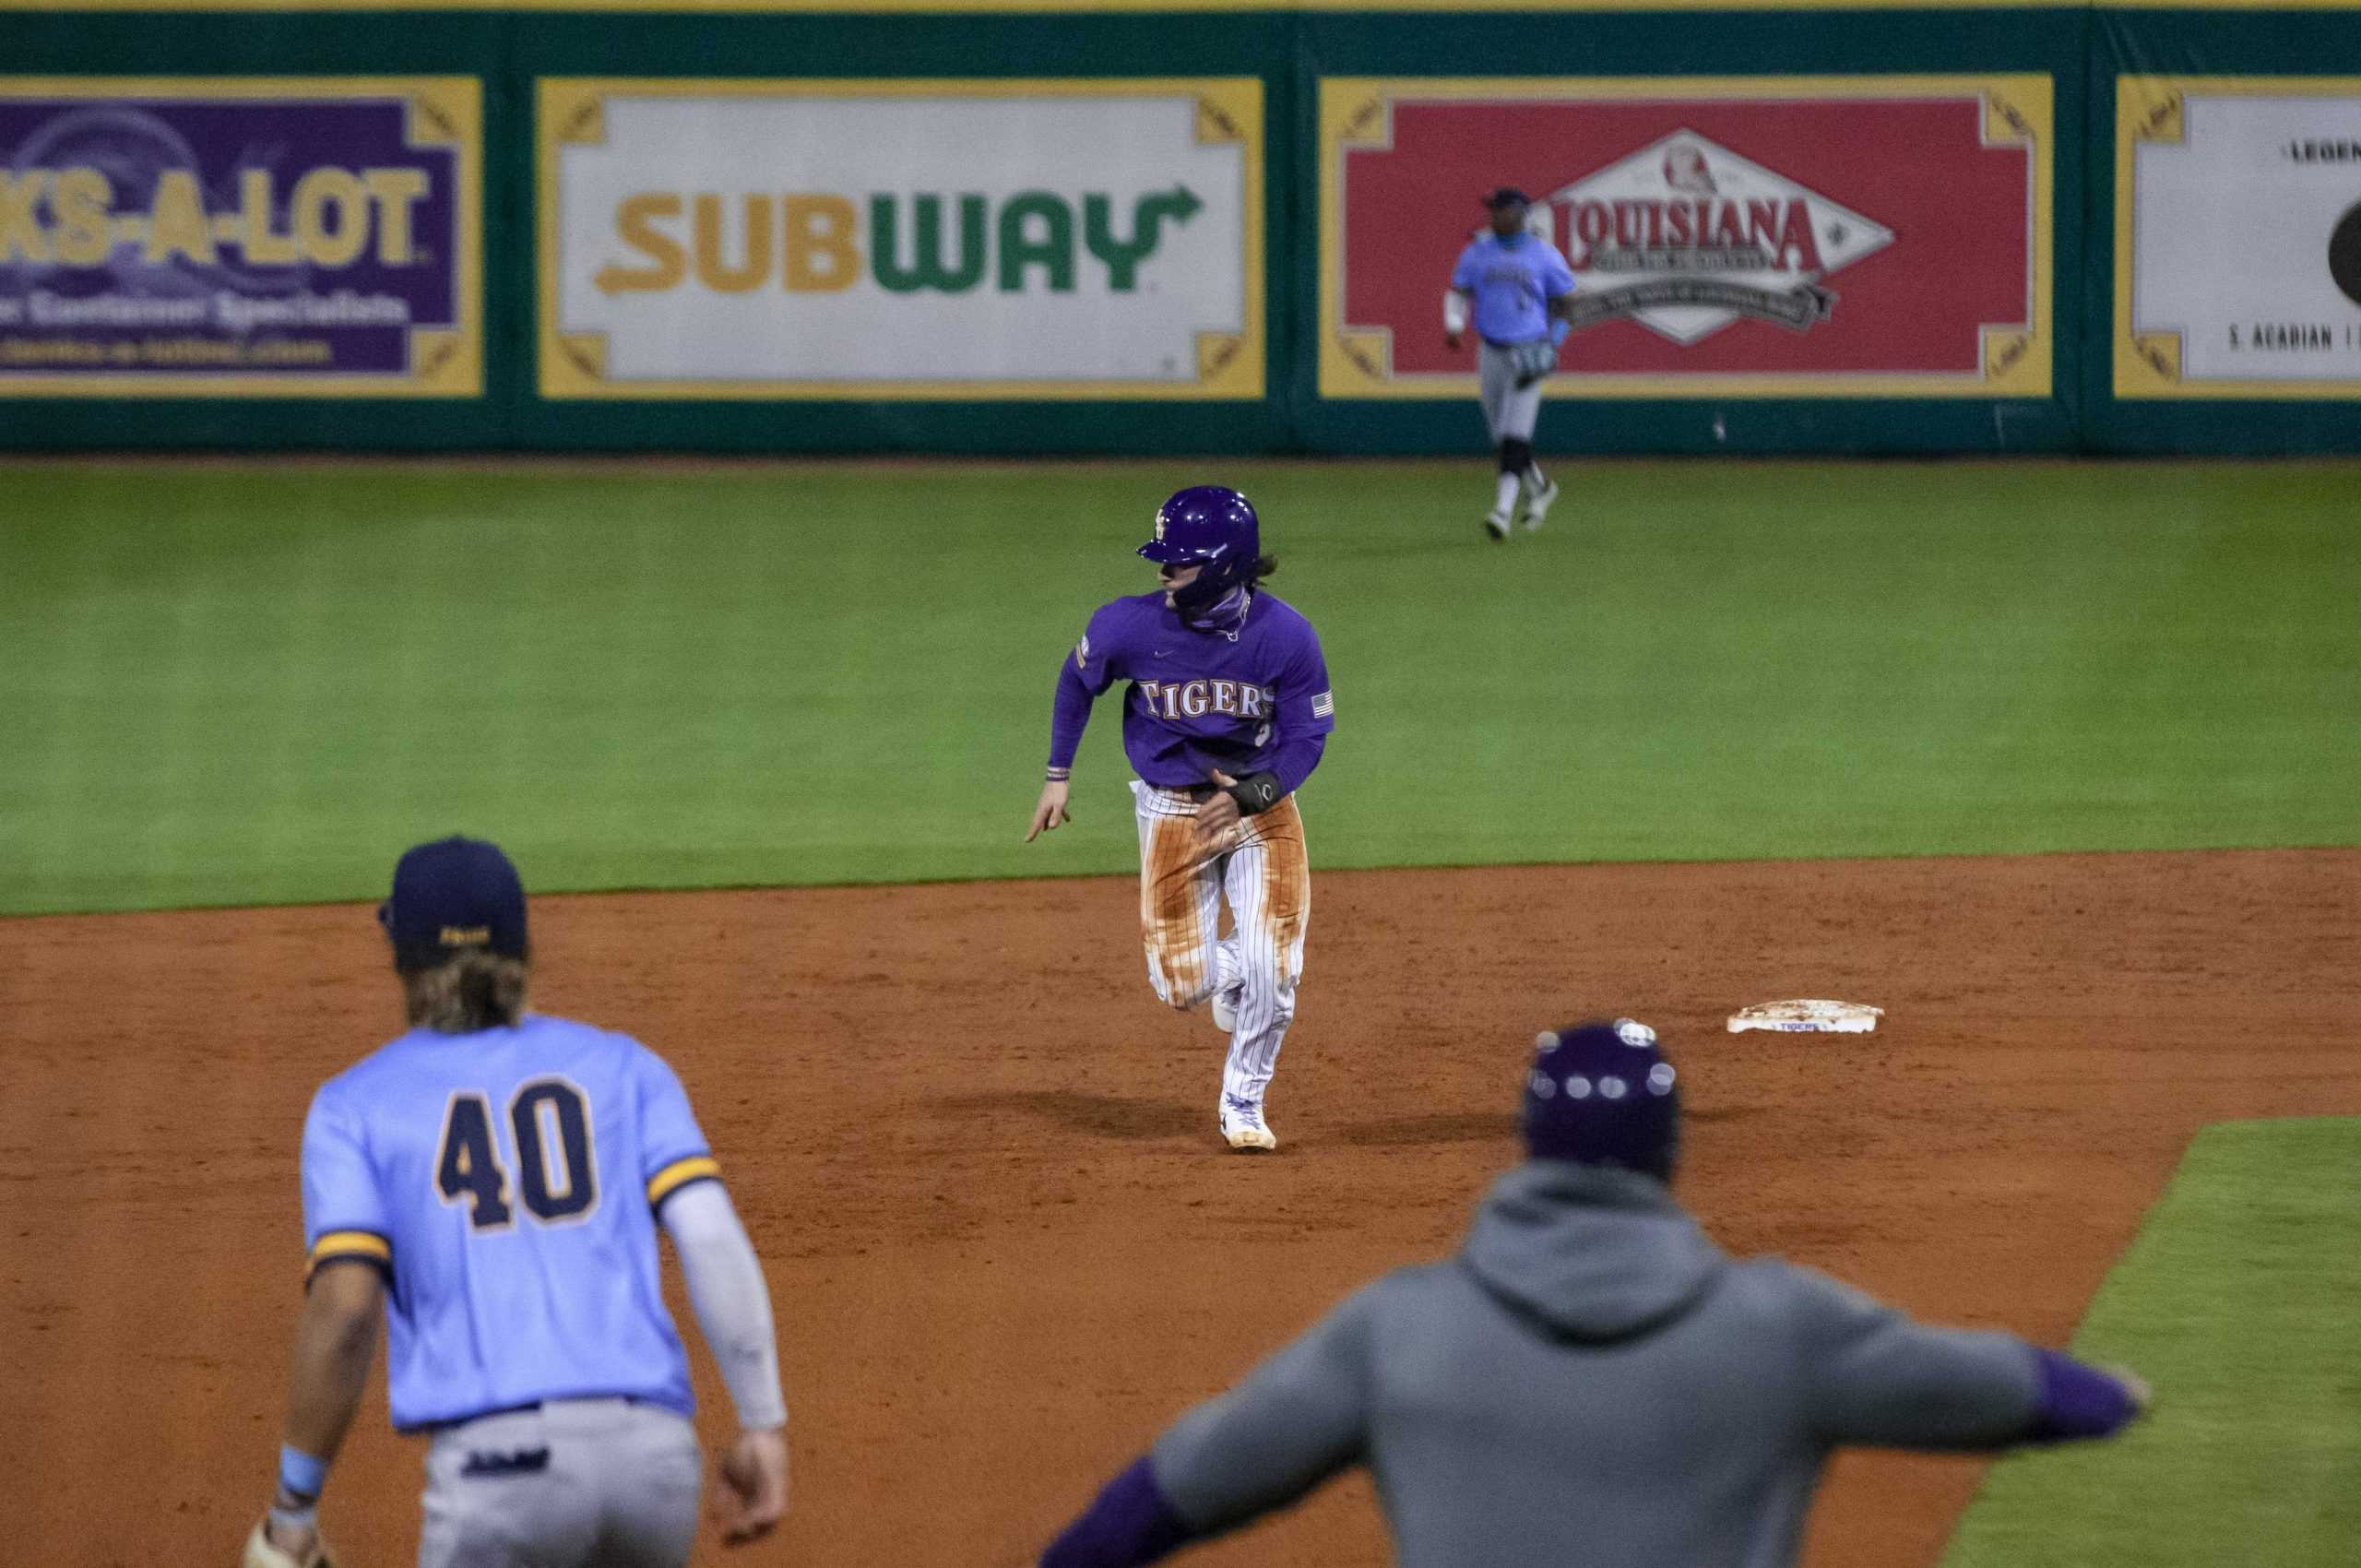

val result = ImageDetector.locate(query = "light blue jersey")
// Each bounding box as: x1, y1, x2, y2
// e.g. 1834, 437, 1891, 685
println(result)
301, 1014, 720, 1431
1451, 232, 1576, 346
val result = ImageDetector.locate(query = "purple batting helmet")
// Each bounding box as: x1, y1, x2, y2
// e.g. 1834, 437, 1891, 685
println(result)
1138, 485, 1261, 613
1522, 1018, 1680, 1182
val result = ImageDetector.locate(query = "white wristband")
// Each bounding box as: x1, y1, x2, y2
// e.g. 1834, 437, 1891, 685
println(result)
1443, 291, 1469, 335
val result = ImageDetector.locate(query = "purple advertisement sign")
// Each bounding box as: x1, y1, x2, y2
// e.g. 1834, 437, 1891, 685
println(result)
0, 79, 480, 397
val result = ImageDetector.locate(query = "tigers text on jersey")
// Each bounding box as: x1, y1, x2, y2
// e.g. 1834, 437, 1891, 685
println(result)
1074, 590, 1334, 788
300, 1014, 719, 1431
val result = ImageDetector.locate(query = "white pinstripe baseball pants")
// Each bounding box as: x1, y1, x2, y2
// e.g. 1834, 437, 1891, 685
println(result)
1130, 780, 1311, 1110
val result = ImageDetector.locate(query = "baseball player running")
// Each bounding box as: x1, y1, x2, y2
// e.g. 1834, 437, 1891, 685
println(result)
244, 837, 789, 1568
1026, 486, 1335, 1153
1445, 186, 1576, 541
1034, 1017, 2150, 1568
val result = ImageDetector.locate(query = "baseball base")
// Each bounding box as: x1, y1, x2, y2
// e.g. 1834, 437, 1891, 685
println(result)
1727, 999, 1883, 1034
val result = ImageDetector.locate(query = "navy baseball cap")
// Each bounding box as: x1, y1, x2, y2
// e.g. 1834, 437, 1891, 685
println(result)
1522, 1018, 1680, 1182
1484, 186, 1534, 209
379, 836, 528, 972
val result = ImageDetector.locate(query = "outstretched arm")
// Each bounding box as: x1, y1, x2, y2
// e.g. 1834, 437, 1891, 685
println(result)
1038, 1288, 1376, 1567
2023, 1350, 2151, 1443
1040, 1459, 1194, 1568
1799, 1270, 2146, 1450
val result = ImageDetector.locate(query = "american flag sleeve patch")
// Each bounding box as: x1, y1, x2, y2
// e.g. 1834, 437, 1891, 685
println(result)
1311, 692, 1335, 719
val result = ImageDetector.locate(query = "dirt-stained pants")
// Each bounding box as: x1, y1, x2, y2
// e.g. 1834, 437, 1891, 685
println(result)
1131, 780, 1311, 1109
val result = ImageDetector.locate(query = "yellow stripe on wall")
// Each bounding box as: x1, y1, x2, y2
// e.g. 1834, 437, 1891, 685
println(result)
0, 0, 2160, 13
6, 0, 2351, 17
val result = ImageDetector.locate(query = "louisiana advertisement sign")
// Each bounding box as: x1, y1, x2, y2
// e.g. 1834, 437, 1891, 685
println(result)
0, 78, 479, 398
2118, 77, 2361, 399
1319, 77, 2050, 399
539, 79, 1263, 399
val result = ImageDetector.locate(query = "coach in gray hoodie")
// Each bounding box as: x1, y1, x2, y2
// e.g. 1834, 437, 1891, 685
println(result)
1038, 1016, 2147, 1568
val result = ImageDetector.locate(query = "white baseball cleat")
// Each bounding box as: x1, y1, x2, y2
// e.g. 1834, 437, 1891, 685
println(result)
1483, 506, 1513, 542
1219, 1095, 1277, 1151
1211, 984, 1240, 1035
1521, 477, 1561, 531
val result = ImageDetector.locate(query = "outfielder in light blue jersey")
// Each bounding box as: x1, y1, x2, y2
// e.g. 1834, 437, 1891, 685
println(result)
245, 837, 790, 1568
1444, 187, 1577, 541
301, 1015, 715, 1429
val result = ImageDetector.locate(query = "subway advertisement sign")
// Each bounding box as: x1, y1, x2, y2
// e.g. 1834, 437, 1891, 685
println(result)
540, 79, 1264, 400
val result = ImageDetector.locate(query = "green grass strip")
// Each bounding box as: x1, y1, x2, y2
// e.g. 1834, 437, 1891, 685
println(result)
3, 458, 2356, 914
1942, 1117, 2361, 1568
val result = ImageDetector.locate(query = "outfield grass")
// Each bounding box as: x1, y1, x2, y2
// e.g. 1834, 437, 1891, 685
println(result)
2, 457, 2355, 915
1941, 1117, 2361, 1568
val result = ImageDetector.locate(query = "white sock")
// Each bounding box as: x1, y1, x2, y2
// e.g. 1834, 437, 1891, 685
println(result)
1493, 472, 1521, 515
1525, 464, 1550, 494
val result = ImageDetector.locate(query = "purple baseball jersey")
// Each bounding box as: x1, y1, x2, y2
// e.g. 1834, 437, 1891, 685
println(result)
1061, 590, 1335, 788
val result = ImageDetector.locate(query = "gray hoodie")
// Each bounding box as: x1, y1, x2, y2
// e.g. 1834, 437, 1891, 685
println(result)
1150, 1162, 2042, 1568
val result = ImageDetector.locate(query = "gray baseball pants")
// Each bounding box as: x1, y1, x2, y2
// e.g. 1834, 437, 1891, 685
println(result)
418, 1398, 702, 1568
1477, 339, 1544, 442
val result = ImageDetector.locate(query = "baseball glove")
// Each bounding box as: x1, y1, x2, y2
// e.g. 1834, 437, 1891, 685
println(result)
1508, 338, 1558, 388
242, 1519, 338, 1568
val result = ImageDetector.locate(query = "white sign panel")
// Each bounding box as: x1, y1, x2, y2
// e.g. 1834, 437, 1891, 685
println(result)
540, 79, 1263, 399
1546, 131, 1895, 347
2119, 78, 2361, 397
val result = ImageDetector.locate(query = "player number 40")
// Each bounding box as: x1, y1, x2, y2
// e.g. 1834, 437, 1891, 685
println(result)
436, 1079, 599, 1230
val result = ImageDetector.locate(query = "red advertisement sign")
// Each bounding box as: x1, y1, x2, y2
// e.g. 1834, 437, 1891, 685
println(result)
1320, 77, 2050, 398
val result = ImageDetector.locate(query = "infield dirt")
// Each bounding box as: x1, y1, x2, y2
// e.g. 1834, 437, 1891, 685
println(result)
5, 847, 2355, 1568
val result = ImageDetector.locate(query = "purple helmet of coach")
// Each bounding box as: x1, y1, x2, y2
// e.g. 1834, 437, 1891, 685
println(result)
1139, 485, 1261, 613
1522, 1018, 1680, 1182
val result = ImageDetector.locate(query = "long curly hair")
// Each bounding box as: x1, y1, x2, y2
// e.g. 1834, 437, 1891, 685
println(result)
402, 951, 529, 1033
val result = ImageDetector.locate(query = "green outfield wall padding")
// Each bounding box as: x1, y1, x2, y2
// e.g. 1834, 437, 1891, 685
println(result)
2, 6, 2358, 455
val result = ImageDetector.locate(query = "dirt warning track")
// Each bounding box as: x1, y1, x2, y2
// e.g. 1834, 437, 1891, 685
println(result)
4, 847, 2355, 1568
